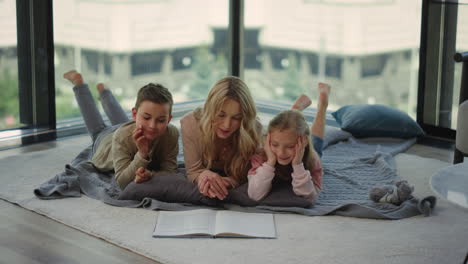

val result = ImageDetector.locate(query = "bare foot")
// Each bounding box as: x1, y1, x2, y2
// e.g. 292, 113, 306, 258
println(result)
292, 94, 312, 111
317, 82, 331, 110
63, 70, 83, 86
96, 83, 105, 93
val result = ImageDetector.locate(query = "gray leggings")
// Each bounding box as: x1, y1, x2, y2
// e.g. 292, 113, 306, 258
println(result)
73, 84, 129, 143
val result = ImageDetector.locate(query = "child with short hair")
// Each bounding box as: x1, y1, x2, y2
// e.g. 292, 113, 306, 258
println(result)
247, 83, 331, 203
63, 70, 179, 190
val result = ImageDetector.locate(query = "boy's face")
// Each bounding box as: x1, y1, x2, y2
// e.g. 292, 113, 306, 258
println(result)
132, 101, 172, 141
269, 128, 298, 166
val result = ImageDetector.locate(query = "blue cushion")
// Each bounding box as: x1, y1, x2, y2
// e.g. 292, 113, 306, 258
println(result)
331, 104, 425, 138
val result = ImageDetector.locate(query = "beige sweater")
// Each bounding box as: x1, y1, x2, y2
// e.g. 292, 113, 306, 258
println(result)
180, 112, 261, 188
92, 121, 179, 189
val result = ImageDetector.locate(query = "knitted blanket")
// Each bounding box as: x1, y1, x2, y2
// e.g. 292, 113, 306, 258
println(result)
34, 130, 435, 219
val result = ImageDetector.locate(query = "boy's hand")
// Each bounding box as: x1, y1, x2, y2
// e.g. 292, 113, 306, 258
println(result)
134, 167, 151, 184
264, 133, 277, 166
292, 136, 307, 165
133, 125, 151, 159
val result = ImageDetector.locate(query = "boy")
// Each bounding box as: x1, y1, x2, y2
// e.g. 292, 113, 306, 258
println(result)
63, 70, 179, 189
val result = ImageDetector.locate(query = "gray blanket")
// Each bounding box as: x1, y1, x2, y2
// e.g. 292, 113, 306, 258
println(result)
34, 130, 436, 219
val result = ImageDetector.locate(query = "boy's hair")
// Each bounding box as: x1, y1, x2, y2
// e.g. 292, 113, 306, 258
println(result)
268, 110, 317, 170
134, 83, 173, 114
195, 76, 260, 184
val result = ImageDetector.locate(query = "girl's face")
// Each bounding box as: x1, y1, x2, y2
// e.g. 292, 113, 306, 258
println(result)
214, 98, 242, 140
132, 101, 171, 141
270, 128, 298, 166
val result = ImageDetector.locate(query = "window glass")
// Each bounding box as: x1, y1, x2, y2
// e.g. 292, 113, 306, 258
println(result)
244, 0, 422, 118
0, 0, 21, 130
53, 0, 229, 123
452, 3, 468, 129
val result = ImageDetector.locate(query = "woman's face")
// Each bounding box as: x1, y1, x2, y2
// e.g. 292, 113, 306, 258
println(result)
214, 98, 242, 139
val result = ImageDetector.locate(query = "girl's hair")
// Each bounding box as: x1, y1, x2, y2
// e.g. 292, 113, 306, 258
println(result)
268, 110, 317, 170
194, 76, 260, 184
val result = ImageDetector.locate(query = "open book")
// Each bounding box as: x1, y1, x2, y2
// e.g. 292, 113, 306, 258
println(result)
153, 209, 276, 238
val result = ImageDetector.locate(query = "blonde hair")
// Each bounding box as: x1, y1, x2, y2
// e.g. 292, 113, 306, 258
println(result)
268, 110, 317, 170
194, 76, 259, 184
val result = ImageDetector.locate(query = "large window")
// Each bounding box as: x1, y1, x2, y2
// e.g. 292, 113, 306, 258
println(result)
1, 0, 466, 147
244, 0, 422, 119
0, 0, 21, 130
53, 0, 229, 123
452, 2, 468, 129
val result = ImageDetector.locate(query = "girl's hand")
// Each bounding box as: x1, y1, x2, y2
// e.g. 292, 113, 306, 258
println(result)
134, 167, 151, 183
133, 125, 151, 159
198, 170, 229, 200
292, 136, 307, 165
264, 133, 277, 166
251, 153, 266, 169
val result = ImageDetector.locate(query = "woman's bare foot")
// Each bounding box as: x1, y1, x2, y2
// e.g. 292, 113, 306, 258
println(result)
317, 82, 331, 110
292, 94, 312, 111
63, 70, 83, 86
96, 83, 105, 93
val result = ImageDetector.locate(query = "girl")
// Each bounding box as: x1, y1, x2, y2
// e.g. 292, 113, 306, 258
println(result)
248, 83, 331, 203
180, 76, 261, 200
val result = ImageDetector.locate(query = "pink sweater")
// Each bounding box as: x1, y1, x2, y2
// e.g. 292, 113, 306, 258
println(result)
247, 154, 322, 202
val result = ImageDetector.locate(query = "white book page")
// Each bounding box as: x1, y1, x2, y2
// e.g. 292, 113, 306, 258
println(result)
214, 211, 276, 238
154, 209, 217, 237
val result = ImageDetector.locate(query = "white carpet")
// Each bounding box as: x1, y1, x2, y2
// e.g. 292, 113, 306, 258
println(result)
1, 137, 467, 264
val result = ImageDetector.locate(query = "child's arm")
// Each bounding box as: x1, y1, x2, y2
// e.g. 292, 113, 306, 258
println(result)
247, 153, 275, 201
112, 133, 150, 189
150, 125, 179, 177
291, 163, 319, 202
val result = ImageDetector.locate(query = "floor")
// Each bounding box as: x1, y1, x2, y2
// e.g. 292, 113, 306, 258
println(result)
0, 132, 458, 264
0, 135, 160, 264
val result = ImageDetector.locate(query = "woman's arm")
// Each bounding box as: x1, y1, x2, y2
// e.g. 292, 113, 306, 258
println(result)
180, 113, 206, 183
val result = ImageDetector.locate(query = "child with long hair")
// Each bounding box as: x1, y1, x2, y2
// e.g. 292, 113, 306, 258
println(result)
248, 83, 331, 203
180, 76, 261, 200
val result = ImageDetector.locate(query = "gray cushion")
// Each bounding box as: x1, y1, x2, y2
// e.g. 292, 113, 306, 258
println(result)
119, 171, 312, 208
118, 173, 220, 207
332, 104, 425, 138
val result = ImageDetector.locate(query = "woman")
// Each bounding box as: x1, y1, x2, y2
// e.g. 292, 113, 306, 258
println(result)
180, 76, 261, 200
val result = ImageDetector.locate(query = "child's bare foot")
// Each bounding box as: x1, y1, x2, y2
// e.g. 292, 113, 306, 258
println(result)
292, 94, 312, 111
96, 83, 105, 93
317, 82, 331, 110
63, 70, 83, 86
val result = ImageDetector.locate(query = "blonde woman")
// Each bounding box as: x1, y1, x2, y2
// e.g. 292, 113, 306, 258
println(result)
180, 77, 261, 200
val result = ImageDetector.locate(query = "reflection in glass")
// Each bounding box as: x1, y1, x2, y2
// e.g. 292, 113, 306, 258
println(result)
53, 0, 229, 123
244, 0, 422, 118
0, 0, 21, 130
452, 4, 468, 129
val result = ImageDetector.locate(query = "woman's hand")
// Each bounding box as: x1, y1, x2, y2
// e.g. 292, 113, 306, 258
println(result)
292, 136, 307, 165
264, 133, 277, 167
133, 125, 151, 159
134, 167, 151, 184
198, 170, 230, 200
